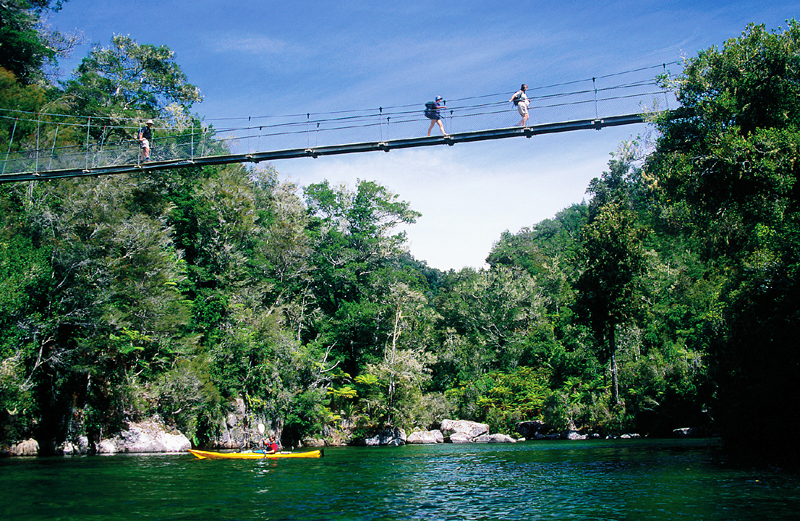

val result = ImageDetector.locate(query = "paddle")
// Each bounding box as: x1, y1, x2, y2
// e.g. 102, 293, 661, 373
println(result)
257, 423, 267, 455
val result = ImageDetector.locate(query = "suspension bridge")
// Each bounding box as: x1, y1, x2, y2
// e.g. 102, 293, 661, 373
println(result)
0, 63, 679, 184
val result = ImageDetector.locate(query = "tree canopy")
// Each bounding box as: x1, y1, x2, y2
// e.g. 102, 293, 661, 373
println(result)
2, 19, 800, 465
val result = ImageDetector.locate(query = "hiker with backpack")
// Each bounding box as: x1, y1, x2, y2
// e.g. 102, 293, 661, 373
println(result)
425, 96, 447, 136
510, 84, 529, 126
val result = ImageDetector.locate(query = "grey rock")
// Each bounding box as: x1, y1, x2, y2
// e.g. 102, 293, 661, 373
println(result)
407, 430, 444, 444
360, 426, 406, 446
440, 419, 489, 440
97, 420, 191, 454
449, 432, 472, 444
10, 438, 39, 456
474, 433, 516, 443
516, 420, 547, 439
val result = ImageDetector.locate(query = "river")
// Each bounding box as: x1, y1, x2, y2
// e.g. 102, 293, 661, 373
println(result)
2, 438, 799, 520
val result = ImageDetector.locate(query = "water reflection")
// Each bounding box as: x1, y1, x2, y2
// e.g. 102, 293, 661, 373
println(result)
1, 439, 799, 520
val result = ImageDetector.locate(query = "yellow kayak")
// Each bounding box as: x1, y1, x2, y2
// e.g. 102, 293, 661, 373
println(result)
189, 449, 323, 460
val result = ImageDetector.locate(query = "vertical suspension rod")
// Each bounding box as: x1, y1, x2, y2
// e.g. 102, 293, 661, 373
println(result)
48, 123, 60, 170
3, 117, 18, 175
85, 117, 91, 170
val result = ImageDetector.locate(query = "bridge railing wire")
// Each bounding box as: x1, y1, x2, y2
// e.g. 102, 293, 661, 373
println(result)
0, 62, 680, 175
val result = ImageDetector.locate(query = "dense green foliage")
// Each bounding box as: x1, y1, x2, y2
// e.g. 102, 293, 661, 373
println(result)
1, 17, 799, 464
0, 1, 80, 88
646, 21, 800, 463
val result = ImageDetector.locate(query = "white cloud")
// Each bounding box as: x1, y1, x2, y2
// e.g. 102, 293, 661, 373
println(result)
206, 34, 289, 55
273, 123, 636, 271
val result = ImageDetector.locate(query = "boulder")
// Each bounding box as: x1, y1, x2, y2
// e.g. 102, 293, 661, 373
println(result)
516, 420, 547, 439
449, 432, 472, 444
59, 436, 90, 455
440, 419, 489, 440
407, 430, 444, 444
563, 430, 587, 440
301, 437, 326, 447
97, 420, 191, 454
672, 427, 697, 438
216, 397, 250, 449
474, 433, 516, 443
359, 427, 406, 446
10, 438, 39, 456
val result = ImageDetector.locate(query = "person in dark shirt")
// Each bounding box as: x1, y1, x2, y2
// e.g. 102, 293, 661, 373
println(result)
425, 96, 447, 136
138, 119, 154, 162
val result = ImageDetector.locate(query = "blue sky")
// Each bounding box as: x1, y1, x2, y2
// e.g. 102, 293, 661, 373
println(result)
48, 0, 797, 270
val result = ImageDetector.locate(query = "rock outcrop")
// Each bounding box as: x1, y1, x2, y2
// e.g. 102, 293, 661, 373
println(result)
440, 419, 489, 441
474, 433, 517, 443
301, 437, 327, 447
407, 420, 519, 444
60, 436, 90, 455
9, 438, 39, 456
97, 420, 191, 454
516, 420, 548, 439
407, 430, 444, 444
358, 427, 406, 446
672, 427, 698, 438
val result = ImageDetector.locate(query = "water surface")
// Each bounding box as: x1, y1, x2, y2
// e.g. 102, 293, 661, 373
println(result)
2, 438, 798, 520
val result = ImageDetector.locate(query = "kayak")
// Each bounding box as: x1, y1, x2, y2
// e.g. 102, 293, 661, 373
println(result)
189, 449, 323, 460
189, 449, 323, 459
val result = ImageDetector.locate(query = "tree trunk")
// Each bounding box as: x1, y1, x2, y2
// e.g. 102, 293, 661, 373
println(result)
610, 325, 620, 405
387, 304, 402, 426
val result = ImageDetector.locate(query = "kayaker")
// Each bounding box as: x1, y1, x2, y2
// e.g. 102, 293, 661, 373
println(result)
263, 435, 279, 453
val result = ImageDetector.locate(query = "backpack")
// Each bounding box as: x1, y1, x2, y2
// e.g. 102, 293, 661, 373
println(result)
512, 93, 522, 106
424, 101, 437, 118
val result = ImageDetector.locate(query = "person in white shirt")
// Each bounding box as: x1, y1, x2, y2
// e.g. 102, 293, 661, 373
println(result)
510, 84, 530, 126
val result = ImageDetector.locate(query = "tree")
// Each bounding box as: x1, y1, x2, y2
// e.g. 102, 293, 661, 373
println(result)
575, 153, 648, 405
487, 203, 588, 277
0, 1, 68, 85
646, 21, 800, 463
0, 66, 46, 149
432, 263, 553, 412
0, 228, 51, 442
304, 179, 421, 374
60, 34, 202, 136
369, 282, 436, 427
254, 174, 314, 340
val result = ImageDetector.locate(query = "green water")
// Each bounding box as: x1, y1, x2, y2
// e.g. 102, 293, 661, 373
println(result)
1, 439, 798, 520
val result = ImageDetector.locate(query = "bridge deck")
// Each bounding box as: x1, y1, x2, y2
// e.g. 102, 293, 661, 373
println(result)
0, 114, 646, 183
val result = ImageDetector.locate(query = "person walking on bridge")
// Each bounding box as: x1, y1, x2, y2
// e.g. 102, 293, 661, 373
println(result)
138, 119, 154, 162
510, 84, 530, 126
425, 96, 447, 136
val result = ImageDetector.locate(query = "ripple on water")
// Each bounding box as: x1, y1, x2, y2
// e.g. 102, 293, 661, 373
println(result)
1, 440, 800, 520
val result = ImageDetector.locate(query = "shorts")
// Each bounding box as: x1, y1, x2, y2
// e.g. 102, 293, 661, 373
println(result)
517, 102, 529, 116
425, 110, 441, 120
140, 138, 150, 149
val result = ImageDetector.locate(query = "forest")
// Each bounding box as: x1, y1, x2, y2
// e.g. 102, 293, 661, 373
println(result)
2, 2, 799, 465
